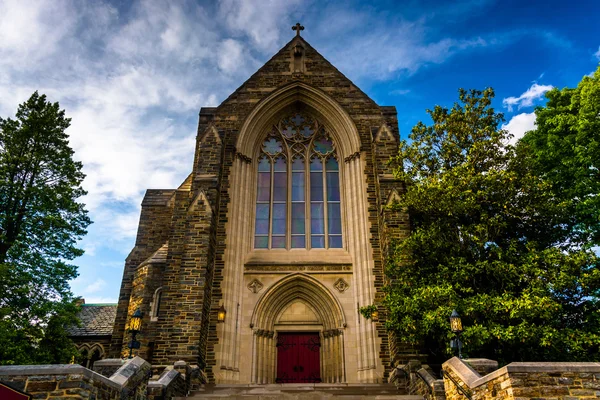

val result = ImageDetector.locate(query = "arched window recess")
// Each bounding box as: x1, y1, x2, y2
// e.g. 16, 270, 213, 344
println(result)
254, 113, 342, 250
150, 287, 163, 321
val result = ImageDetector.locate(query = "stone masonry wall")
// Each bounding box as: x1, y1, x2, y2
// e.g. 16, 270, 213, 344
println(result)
442, 357, 600, 400
150, 188, 215, 366
111, 190, 175, 358
0, 357, 151, 400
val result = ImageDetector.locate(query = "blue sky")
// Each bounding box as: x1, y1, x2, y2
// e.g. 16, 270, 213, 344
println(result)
0, 0, 598, 303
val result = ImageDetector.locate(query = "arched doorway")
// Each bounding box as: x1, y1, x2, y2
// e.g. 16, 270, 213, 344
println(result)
250, 274, 346, 384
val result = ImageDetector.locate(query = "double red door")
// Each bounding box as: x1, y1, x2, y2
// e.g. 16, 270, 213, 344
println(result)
276, 332, 321, 383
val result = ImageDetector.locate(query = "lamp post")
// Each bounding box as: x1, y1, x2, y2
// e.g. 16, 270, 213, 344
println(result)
449, 309, 463, 359
127, 308, 143, 359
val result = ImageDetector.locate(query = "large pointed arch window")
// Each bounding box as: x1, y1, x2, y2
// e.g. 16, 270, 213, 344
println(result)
254, 113, 342, 249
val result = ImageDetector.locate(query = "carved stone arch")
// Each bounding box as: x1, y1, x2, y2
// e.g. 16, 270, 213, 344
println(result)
88, 343, 104, 369
250, 273, 346, 384
90, 343, 106, 357
236, 82, 361, 160
78, 343, 91, 351
251, 273, 345, 332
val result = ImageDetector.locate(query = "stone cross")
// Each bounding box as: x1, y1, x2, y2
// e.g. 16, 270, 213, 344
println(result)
292, 22, 304, 37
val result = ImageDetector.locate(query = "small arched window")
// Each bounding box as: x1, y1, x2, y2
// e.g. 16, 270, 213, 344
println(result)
78, 347, 89, 367
254, 113, 342, 250
151, 287, 163, 321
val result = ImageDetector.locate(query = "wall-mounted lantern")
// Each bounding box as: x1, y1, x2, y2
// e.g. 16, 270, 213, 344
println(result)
127, 308, 143, 359
217, 305, 226, 323
371, 309, 379, 322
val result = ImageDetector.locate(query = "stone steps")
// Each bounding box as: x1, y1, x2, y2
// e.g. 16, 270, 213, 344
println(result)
180, 383, 424, 399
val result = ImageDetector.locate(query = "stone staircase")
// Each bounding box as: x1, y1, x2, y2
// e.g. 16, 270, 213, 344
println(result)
180, 383, 424, 399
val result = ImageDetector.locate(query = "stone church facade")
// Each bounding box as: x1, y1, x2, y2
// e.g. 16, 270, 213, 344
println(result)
109, 27, 409, 385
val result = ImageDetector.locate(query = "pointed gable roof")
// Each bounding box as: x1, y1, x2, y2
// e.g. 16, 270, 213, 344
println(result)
206, 30, 391, 140
219, 34, 378, 108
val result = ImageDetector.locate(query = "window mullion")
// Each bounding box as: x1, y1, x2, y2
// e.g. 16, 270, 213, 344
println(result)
306, 154, 311, 250
268, 158, 274, 249
323, 161, 329, 249
287, 157, 291, 249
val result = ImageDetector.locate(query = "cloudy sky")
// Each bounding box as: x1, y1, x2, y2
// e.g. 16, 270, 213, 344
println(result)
1, 0, 598, 304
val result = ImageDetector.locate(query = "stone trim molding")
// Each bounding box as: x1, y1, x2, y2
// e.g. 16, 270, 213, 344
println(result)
247, 279, 264, 294
244, 265, 352, 273
334, 278, 349, 292
251, 273, 346, 331
235, 152, 252, 164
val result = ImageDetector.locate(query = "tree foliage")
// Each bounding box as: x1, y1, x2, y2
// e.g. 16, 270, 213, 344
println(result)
521, 66, 600, 245
0, 92, 91, 364
386, 88, 600, 364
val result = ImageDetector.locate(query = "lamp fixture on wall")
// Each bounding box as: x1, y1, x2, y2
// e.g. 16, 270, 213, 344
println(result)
370, 309, 379, 322
127, 308, 143, 359
217, 305, 226, 323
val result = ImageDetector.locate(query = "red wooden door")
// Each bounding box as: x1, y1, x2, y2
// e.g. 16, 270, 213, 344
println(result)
276, 332, 321, 383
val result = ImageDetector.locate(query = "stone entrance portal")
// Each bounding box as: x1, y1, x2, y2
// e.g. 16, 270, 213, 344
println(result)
250, 274, 346, 384
276, 332, 321, 383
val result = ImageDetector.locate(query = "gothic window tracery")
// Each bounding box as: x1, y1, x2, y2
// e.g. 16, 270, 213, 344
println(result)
254, 113, 342, 249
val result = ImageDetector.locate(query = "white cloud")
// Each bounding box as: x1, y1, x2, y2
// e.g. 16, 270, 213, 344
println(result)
389, 89, 411, 96
502, 83, 553, 111
70, 276, 107, 295
218, 0, 303, 52
502, 112, 536, 144
0, 0, 233, 258
0, 0, 74, 66
84, 296, 117, 304
594, 46, 600, 60
85, 279, 107, 294
308, 7, 494, 81
218, 39, 246, 75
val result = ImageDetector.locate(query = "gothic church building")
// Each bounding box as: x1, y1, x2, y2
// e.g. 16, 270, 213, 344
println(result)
110, 26, 409, 384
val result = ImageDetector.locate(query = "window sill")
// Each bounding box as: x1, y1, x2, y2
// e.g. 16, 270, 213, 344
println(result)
245, 249, 352, 265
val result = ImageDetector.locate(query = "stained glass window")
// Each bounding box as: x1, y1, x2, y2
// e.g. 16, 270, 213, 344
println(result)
254, 112, 343, 250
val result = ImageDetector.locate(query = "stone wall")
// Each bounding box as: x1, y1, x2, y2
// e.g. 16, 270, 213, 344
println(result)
0, 357, 151, 400
442, 356, 600, 400
0, 358, 199, 400
111, 190, 175, 358
93, 358, 126, 378
389, 359, 446, 400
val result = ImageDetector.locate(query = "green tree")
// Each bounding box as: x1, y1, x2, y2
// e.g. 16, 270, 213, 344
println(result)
520, 66, 600, 245
0, 91, 91, 364
386, 88, 600, 365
